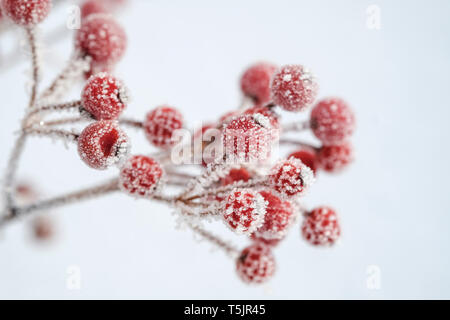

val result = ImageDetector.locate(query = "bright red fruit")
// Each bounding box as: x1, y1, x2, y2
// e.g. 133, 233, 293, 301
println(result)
221, 167, 252, 186
236, 243, 275, 284
240, 62, 277, 105
222, 189, 266, 235
310, 97, 355, 146
302, 206, 340, 246
75, 14, 126, 65
271, 64, 318, 112
77, 120, 129, 170
1, 0, 51, 26
143, 106, 184, 149
317, 142, 353, 173
119, 155, 163, 198
288, 148, 318, 174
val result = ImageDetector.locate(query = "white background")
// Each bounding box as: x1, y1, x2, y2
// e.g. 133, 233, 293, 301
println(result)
1, 0, 450, 299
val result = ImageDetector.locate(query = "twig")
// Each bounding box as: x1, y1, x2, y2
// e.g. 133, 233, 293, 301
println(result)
25, 128, 79, 142
27, 100, 82, 118
189, 224, 239, 257
0, 179, 120, 228
279, 138, 320, 151
282, 120, 310, 133
25, 27, 40, 108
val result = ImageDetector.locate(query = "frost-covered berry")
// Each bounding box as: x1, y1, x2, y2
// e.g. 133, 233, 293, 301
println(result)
268, 158, 314, 198
222, 189, 266, 234
240, 62, 277, 104
77, 120, 129, 170
143, 106, 184, 149
221, 167, 251, 186
251, 233, 284, 247
1, 0, 51, 26
119, 155, 163, 198
75, 14, 126, 65
32, 216, 53, 241
236, 243, 275, 284
81, 72, 128, 120
302, 206, 340, 246
288, 148, 318, 174
222, 114, 274, 162
243, 105, 280, 129
310, 97, 355, 145
81, 0, 108, 19
253, 191, 294, 240
316, 142, 353, 173
271, 64, 318, 112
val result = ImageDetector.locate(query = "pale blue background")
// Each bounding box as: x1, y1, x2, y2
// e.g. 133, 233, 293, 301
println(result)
0, 0, 449, 299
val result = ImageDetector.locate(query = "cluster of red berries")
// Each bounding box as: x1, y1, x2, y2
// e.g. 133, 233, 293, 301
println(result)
0, 0, 51, 26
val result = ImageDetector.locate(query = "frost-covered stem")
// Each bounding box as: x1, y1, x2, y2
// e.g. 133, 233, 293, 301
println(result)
0, 179, 120, 228
282, 120, 310, 133
189, 224, 239, 257
25, 27, 39, 108
27, 100, 82, 118
25, 128, 79, 142
279, 138, 320, 151
39, 54, 90, 102
41, 116, 88, 127
2, 132, 28, 214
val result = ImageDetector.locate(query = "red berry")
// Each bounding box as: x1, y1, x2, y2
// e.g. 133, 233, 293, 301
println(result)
144, 106, 184, 149
119, 155, 163, 198
222, 189, 266, 234
81, 0, 108, 19
302, 206, 340, 246
75, 14, 126, 65
316, 142, 353, 173
221, 167, 251, 186
253, 191, 294, 240
311, 97, 355, 145
77, 120, 129, 170
243, 105, 280, 129
271, 64, 318, 112
1, 0, 51, 26
288, 148, 318, 174
268, 158, 314, 198
81, 72, 128, 120
32, 216, 53, 241
236, 243, 275, 284
240, 62, 277, 104
222, 114, 274, 163
251, 233, 284, 247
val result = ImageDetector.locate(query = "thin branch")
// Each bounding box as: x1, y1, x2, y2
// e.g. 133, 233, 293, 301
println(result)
40, 116, 89, 127
25, 127, 79, 142
25, 27, 40, 108
282, 120, 310, 133
27, 100, 82, 118
0, 179, 120, 228
189, 224, 239, 257
279, 138, 320, 151
119, 118, 143, 129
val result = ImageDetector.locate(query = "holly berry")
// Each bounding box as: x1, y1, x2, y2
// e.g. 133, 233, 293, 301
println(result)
143, 106, 184, 149
253, 190, 294, 240
222, 114, 274, 163
1, 0, 51, 26
317, 142, 353, 173
271, 64, 318, 112
268, 158, 314, 198
222, 189, 266, 234
221, 167, 251, 186
310, 97, 355, 145
236, 243, 275, 284
77, 120, 129, 170
75, 14, 126, 65
240, 62, 277, 105
119, 155, 163, 198
302, 206, 340, 246
288, 148, 318, 174
81, 72, 128, 120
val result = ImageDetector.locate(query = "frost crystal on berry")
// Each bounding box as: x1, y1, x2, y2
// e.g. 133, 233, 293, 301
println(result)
311, 97, 355, 145
1, 0, 51, 26
222, 114, 274, 163
82, 72, 128, 120
221, 167, 252, 186
317, 142, 354, 173
240, 62, 277, 105
75, 14, 127, 65
302, 206, 340, 246
77, 120, 129, 170
268, 158, 315, 198
144, 106, 184, 149
119, 155, 163, 198
222, 189, 266, 235
288, 148, 318, 174
236, 243, 275, 284
253, 190, 294, 240
271, 64, 318, 112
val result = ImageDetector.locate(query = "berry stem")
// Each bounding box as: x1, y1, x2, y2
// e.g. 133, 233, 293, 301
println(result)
27, 100, 82, 119
189, 224, 239, 257
25, 26, 40, 109
0, 179, 120, 228
119, 118, 143, 129
282, 120, 310, 132
279, 138, 320, 151
25, 128, 79, 142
